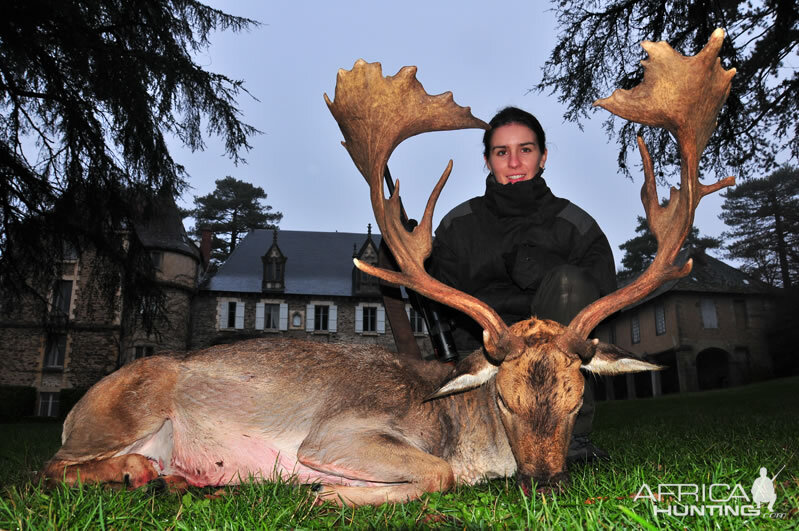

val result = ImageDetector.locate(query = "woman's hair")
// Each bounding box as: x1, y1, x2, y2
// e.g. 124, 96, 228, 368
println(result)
482, 106, 546, 158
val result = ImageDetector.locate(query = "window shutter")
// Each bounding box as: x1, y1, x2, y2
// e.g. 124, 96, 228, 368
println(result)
255, 303, 265, 330
279, 303, 288, 331
329, 304, 338, 333
377, 305, 385, 334
355, 305, 363, 333
306, 304, 315, 332
235, 302, 245, 329
219, 300, 228, 329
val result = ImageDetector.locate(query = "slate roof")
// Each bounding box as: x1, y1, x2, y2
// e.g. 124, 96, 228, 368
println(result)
134, 196, 199, 259
621, 246, 773, 311
205, 229, 381, 296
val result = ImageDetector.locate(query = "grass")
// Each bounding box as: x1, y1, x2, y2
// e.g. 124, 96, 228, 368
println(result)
1, 376, 797, 529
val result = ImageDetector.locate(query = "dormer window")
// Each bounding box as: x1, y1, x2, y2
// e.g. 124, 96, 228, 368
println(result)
353, 224, 380, 295
262, 229, 286, 292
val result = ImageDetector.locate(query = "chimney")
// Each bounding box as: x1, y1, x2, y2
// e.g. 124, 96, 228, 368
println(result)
200, 227, 212, 269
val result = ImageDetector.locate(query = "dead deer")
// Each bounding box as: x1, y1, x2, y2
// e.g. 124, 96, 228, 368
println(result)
43, 30, 736, 506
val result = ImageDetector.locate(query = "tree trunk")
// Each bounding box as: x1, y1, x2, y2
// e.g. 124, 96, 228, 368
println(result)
230, 209, 238, 255
770, 191, 792, 288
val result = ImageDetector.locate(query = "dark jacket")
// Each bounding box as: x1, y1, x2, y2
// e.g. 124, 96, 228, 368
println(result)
427, 175, 616, 345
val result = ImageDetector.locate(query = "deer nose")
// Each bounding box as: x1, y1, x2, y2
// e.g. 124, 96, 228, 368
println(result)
517, 471, 570, 497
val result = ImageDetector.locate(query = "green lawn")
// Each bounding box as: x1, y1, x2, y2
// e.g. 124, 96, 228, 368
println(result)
1, 376, 797, 529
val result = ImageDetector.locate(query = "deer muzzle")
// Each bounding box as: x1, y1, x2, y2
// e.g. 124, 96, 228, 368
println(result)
517, 470, 569, 497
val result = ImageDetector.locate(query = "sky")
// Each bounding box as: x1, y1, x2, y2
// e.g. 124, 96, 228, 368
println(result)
174, 1, 739, 270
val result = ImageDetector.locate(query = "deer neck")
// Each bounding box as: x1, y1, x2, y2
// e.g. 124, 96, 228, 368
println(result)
436, 377, 516, 484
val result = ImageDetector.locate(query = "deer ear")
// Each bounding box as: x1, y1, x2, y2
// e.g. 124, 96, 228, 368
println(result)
581, 341, 663, 375
425, 352, 499, 400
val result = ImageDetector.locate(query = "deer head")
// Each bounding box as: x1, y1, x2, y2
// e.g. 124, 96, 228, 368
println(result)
326, 29, 735, 490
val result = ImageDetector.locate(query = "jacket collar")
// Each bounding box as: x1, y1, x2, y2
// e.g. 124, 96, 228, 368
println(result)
483, 173, 566, 222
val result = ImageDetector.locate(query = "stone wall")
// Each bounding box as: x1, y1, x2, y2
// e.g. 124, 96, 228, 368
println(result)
595, 290, 775, 396
189, 291, 434, 358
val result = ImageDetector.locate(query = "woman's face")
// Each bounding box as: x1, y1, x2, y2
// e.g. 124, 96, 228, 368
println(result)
485, 123, 547, 185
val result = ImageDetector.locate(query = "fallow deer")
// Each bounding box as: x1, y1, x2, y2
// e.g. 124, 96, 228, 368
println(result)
43, 29, 735, 506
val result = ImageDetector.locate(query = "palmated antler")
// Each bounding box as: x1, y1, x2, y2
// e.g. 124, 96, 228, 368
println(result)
325, 60, 522, 361
567, 28, 737, 339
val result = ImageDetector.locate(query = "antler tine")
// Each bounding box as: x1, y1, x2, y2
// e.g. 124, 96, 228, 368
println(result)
325, 60, 522, 361
568, 28, 737, 339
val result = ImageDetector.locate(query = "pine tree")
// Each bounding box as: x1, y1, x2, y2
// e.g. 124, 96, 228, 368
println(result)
1, 1, 258, 322
536, 0, 798, 181
190, 177, 282, 266
720, 165, 799, 287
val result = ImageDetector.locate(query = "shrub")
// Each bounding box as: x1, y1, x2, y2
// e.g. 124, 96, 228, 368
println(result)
0, 386, 37, 421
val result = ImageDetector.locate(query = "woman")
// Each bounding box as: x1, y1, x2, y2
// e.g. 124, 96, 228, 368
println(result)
427, 106, 615, 462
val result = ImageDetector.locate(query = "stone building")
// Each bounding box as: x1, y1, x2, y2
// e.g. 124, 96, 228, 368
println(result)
0, 199, 202, 417
189, 227, 433, 357
593, 247, 776, 400
0, 220, 437, 417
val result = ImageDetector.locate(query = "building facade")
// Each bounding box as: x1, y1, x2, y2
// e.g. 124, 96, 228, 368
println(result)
593, 248, 775, 400
0, 199, 202, 417
0, 223, 436, 417
189, 227, 433, 357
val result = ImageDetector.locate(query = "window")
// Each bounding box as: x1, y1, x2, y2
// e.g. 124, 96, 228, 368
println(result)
256, 302, 288, 331
355, 303, 385, 334
654, 304, 666, 335
37, 392, 60, 417
44, 334, 67, 368
52, 280, 73, 319
62, 242, 78, 261
150, 251, 164, 270
734, 299, 749, 328
406, 304, 427, 334
227, 301, 237, 328
700, 298, 718, 329
355, 269, 379, 294
306, 302, 337, 333
266, 303, 280, 329
133, 346, 154, 360
362, 306, 377, 332
608, 323, 617, 345
631, 314, 641, 344
219, 299, 244, 330
314, 305, 329, 331
266, 261, 283, 282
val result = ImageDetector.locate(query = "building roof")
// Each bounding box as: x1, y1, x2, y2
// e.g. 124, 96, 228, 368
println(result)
205, 229, 382, 296
134, 196, 200, 260
621, 246, 773, 311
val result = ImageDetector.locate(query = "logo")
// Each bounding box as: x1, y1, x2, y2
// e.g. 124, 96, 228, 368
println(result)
634, 465, 786, 518
751, 467, 777, 512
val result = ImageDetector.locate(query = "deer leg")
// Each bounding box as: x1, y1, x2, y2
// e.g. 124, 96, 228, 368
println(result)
297, 430, 454, 506
43, 454, 159, 488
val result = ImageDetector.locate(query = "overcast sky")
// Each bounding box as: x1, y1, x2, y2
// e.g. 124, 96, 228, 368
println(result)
175, 1, 739, 269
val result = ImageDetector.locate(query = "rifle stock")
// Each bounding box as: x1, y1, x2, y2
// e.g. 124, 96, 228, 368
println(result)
381, 166, 458, 363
